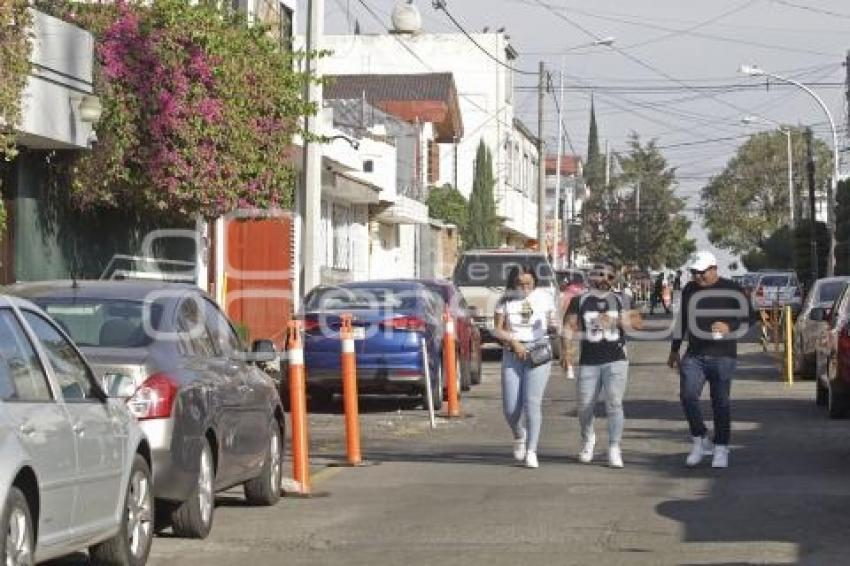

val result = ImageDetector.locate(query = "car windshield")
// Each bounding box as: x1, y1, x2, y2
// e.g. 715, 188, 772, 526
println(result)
818, 281, 847, 304
759, 275, 791, 287
32, 298, 164, 348
305, 287, 422, 311
453, 255, 555, 288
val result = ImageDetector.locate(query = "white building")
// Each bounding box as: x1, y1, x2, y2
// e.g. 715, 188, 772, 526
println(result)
320, 6, 538, 247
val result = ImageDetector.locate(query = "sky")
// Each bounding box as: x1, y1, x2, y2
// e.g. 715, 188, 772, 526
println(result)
298, 0, 850, 275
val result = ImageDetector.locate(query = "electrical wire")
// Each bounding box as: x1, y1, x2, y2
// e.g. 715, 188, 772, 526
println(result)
431, 0, 539, 76
768, 0, 850, 20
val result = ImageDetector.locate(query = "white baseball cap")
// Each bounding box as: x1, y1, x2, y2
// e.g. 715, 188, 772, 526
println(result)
687, 251, 717, 272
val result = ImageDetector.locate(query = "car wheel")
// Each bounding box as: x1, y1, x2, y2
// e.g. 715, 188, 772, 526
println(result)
816, 378, 828, 406
244, 421, 283, 506
90, 454, 154, 566
2, 487, 34, 566
424, 353, 443, 411
460, 350, 471, 392
171, 438, 215, 539
827, 357, 849, 419
471, 348, 483, 385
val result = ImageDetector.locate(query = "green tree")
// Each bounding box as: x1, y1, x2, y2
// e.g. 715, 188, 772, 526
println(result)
464, 141, 500, 249
583, 134, 694, 270
427, 183, 468, 232
701, 128, 832, 255
584, 97, 605, 193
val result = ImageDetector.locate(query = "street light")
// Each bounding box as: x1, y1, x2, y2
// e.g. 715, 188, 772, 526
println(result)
741, 115, 795, 226
554, 36, 615, 269
739, 64, 840, 276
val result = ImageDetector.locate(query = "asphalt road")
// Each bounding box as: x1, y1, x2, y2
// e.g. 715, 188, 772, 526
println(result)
53, 319, 850, 565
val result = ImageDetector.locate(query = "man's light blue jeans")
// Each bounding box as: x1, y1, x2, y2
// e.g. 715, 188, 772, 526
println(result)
577, 361, 629, 446
502, 348, 552, 453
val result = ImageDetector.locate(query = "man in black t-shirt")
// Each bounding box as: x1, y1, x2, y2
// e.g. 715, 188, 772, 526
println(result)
667, 251, 756, 469
563, 265, 642, 468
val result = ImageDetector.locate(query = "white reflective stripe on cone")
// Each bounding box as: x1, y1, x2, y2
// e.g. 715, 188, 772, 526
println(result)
446, 320, 455, 335
342, 339, 355, 353
289, 348, 304, 366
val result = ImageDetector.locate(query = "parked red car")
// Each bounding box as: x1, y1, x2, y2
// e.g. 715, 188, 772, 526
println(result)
419, 279, 483, 389
815, 282, 850, 417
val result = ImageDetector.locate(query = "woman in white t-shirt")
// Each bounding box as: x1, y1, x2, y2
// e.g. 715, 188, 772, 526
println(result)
493, 264, 556, 469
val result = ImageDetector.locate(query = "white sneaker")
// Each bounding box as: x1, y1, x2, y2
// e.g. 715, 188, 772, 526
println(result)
711, 445, 729, 468
608, 445, 624, 468
578, 439, 595, 464
512, 434, 527, 462
686, 436, 714, 467
524, 450, 539, 468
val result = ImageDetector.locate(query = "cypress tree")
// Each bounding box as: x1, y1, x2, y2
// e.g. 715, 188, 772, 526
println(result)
465, 140, 500, 249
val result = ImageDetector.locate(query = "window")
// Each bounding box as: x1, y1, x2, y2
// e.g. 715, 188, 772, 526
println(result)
22, 311, 98, 402
278, 4, 293, 52
176, 298, 217, 357
35, 298, 162, 348
203, 300, 242, 357
332, 203, 352, 271
0, 310, 51, 402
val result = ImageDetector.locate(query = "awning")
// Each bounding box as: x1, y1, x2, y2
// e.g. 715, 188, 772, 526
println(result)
373, 196, 429, 224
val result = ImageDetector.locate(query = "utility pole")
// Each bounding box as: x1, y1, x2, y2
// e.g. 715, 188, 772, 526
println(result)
634, 179, 640, 269
605, 140, 611, 187
554, 64, 564, 269
300, 0, 324, 302
537, 61, 546, 251
806, 127, 819, 283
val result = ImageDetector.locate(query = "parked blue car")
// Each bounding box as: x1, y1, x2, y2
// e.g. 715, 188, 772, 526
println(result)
299, 280, 446, 409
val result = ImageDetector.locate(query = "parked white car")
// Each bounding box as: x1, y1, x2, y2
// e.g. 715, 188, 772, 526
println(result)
0, 296, 153, 565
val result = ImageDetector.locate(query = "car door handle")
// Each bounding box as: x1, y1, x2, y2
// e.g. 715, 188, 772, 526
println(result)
18, 424, 35, 436
72, 423, 85, 435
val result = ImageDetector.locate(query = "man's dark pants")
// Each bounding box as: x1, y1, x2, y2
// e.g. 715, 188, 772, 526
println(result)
679, 354, 736, 445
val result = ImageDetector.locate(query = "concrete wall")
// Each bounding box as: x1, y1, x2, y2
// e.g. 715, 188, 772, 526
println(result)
17, 10, 96, 150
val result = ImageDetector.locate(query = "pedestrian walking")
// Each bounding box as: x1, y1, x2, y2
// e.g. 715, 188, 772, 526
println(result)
563, 264, 642, 468
667, 251, 756, 469
493, 264, 557, 469
650, 273, 670, 314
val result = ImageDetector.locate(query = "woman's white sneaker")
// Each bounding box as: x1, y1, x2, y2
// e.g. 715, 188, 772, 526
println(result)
512, 436, 527, 462
524, 451, 539, 469
608, 445, 624, 468
578, 438, 595, 464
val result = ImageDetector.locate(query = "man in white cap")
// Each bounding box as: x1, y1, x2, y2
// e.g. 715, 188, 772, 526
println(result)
667, 251, 755, 468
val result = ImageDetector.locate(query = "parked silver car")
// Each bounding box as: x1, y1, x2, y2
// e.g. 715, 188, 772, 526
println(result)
752, 271, 803, 314
793, 276, 850, 377
8, 281, 285, 540
0, 295, 153, 565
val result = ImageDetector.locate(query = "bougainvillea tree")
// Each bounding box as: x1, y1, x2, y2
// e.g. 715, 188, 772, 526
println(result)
41, 0, 312, 220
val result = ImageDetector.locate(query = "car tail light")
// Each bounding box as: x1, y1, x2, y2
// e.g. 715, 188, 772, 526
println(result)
302, 317, 321, 333
127, 373, 178, 420
382, 315, 427, 332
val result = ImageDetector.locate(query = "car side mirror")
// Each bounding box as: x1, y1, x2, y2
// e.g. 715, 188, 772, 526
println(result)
250, 339, 277, 363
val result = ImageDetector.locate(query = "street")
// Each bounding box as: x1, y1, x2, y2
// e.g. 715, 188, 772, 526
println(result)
123, 324, 849, 566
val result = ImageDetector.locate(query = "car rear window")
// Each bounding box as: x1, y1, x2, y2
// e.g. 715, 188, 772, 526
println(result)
759, 275, 791, 287
32, 299, 164, 348
818, 281, 847, 304
305, 287, 422, 311
453, 254, 555, 287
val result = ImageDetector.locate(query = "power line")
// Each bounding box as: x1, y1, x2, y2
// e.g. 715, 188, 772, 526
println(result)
768, 0, 850, 20
431, 0, 538, 76
508, 0, 838, 58
515, 82, 846, 94
546, 73, 577, 155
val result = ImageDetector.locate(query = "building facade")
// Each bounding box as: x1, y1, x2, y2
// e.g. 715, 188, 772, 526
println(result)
320, 24, 538, 245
